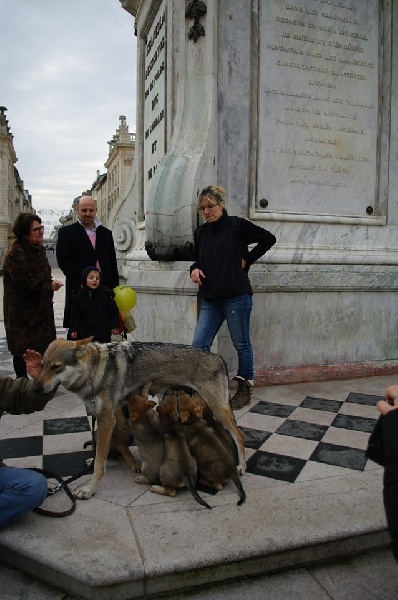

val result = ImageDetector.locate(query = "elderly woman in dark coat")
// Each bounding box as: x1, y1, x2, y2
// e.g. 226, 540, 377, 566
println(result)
3, 214, 63, 378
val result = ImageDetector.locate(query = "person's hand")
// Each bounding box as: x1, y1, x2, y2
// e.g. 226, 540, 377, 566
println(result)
23, 349, 43, 381
70, 331, 78, 339
191, 268, 205, 285
385, 385, 398, 406
51, 280, 64, 292
377, 400, 398, 415
112, 328, 120, 335
241, 259, 247, 269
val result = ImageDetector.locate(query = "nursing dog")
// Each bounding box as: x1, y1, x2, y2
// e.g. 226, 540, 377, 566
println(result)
33, 337, 246, 499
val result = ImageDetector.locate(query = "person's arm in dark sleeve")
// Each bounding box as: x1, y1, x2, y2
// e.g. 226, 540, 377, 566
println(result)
240, 219, 276, 267
109, 295, 121, 329
380, 410, 398, 562
56, 228, 80, 288
0, 376, 55, 416
189, 226, 203, 275
108, 233, 120, 289
5, 247, 52, 296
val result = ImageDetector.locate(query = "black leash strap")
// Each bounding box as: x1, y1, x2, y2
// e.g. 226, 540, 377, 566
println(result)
29, 467, 77, 518
29, 404, 97, 518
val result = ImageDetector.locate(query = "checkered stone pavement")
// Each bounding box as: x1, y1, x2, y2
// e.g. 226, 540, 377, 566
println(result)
240, 391, 380, 484
0, 328, 96, 480
0, 328, 381, 486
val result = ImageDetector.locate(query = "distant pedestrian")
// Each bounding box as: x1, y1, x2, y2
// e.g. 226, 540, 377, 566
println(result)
69, 267, 120, 343
56, 195, 119, 337
3, 214, 63, 378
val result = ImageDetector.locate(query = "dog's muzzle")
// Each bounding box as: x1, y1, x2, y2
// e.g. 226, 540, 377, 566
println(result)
33, 381, 60, 394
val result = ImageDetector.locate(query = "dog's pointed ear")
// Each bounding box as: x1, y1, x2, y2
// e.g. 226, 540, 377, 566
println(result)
141, 381, 152, 399
130, 411, 140, 422
76, 336, 94, 347
146, 400, 157, 409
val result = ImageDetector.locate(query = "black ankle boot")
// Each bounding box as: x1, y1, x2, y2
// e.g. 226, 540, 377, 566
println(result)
230, 378, 252, 410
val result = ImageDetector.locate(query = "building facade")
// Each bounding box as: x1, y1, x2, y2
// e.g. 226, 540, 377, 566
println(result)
0, 107, 34, 272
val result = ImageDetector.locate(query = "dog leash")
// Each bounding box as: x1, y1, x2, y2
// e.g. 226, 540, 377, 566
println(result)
29, 386, 98, 518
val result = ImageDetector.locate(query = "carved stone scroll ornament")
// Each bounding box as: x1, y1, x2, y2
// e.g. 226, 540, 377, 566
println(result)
113, 218, 136, 253
185, 0, 207, 43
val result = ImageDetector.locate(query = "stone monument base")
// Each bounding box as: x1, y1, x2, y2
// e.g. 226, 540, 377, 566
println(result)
120, 259, 398, 385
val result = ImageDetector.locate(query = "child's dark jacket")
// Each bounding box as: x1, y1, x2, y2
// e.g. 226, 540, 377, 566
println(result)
70, 285, 119, 343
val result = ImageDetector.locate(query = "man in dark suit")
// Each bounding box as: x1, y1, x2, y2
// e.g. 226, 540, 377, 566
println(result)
56, 195, 119, 333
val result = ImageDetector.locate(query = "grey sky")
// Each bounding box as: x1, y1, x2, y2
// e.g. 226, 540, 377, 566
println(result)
1, 0, 137, 219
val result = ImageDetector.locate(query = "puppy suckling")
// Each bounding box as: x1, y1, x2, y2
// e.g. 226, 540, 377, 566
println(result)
154, 391, 211, 509
120, 383, 165, 485
108, 403, 139, 472
176, 389, 246, 506
115, 386, 246, 509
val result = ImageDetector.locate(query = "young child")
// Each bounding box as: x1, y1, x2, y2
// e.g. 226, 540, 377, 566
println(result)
69, 266, 120, 343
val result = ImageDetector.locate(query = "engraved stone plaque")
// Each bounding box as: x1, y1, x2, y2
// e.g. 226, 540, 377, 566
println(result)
257, 0, 379, 218
144, 0, 166, 202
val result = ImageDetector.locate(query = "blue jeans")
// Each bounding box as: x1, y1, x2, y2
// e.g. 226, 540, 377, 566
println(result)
0, 465, 48, 527
192, 293, 254, 381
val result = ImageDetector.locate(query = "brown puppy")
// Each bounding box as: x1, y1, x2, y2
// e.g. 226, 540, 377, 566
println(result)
177, 389, 238, 465
176, 390, 246, 506
121, 384, 165, 485
154, 391, 211, 509
109, 403, 139, 472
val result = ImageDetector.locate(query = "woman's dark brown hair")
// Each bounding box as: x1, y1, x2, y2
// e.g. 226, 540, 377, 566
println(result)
12, 213, 42, 241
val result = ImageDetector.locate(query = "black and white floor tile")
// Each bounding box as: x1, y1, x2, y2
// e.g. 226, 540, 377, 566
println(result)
0, 331, 381, 485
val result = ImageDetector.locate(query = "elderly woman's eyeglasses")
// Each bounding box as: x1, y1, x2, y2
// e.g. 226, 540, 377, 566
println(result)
199, 203, 219, 211
30, 225, 45, 233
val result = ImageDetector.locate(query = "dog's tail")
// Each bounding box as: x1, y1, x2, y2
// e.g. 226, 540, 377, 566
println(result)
233, 475, 246, 506
186, 478, 212, 510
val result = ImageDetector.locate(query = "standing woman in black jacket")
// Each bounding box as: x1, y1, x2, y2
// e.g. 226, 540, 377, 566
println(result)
190, 186, 276, 409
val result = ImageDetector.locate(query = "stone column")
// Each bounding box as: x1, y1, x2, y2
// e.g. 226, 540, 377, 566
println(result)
114, 0, 398, 384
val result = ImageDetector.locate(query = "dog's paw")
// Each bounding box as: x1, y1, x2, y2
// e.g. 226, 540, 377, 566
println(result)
150, 485, 176, 497
74, 485, 95, 499
136, 475, 150, 484
237, 461, 247, 476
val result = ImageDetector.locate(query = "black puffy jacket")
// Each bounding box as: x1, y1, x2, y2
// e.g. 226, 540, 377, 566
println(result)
190, 213, 276, 300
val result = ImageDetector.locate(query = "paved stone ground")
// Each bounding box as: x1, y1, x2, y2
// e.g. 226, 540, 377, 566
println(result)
1, 256, 398, 598
1, 546, 398, 600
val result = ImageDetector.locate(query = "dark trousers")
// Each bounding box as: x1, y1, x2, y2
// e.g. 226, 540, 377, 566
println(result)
13, 355, 28, 379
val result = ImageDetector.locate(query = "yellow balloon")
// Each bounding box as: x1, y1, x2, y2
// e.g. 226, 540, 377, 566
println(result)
113, 286, 137, 311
